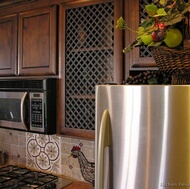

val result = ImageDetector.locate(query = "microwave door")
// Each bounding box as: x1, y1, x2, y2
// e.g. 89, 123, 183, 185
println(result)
0, 92, 28, 131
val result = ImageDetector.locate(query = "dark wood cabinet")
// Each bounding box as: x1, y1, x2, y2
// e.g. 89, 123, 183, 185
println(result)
18, 5, 57, 76
0, 3, 58, 77
57, 0, 123, 139
0, 0, 159, 139
0, 14, 17, 76
124, 0, 158, 78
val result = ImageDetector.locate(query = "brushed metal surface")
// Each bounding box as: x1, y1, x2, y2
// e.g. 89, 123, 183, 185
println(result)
95, 85, 190, 189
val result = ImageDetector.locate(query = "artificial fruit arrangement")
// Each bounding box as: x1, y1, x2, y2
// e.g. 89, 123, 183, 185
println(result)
115, 0, 190, 53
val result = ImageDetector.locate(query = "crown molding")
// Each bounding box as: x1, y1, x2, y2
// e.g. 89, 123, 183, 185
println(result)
0, 0, 38, 9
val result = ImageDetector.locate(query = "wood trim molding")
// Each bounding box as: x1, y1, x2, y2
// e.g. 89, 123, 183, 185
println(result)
0, 0, 38, 9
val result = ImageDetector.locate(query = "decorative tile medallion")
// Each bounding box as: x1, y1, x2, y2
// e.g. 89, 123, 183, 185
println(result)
26, 133, 61, 174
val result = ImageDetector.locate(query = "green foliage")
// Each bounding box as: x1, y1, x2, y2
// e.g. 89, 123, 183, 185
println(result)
145, 4, 158, 16
115, 17, 127, 30
115, 0, 190, 53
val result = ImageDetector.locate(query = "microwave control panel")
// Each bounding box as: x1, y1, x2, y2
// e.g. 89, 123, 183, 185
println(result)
29, 92, 44, 132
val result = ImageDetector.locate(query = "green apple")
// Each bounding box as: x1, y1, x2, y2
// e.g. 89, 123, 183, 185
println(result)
164, 28, 183, 48
141, 34, 153, 45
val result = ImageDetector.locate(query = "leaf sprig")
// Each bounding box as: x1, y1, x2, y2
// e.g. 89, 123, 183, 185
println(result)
115, 0, 190, 53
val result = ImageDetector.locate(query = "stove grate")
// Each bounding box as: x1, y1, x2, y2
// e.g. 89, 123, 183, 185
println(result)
0, 165, 58, 189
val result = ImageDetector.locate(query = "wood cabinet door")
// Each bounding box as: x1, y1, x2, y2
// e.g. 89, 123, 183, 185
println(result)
0, 14, 17, 76
57, 0, 123, 139
18, 5, 57, 76
124, 0, 157, 78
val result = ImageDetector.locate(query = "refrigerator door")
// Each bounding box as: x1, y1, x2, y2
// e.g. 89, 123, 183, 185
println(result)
95, 85, 190, 189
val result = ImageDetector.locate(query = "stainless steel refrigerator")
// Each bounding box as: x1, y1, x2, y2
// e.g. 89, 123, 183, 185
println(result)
95, 85, 190, 189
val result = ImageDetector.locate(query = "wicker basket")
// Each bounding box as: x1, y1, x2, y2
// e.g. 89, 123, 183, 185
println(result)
152, 46, 190, 75
172, 74, 190, 84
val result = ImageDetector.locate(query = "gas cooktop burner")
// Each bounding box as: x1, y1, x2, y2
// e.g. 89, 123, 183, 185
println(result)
0, 165, 72, 189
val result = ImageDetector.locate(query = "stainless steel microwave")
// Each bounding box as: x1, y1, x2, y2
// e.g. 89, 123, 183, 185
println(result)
0, 79, 57, 134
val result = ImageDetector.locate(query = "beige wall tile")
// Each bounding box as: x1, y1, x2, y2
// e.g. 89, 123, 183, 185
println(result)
0, 128, 95, 183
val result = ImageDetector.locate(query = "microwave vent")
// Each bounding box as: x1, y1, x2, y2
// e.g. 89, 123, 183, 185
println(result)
0, 79, 55, 90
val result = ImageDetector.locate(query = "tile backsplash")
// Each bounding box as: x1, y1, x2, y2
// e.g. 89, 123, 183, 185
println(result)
0, 128, 95, 183
27, 133, 61, 172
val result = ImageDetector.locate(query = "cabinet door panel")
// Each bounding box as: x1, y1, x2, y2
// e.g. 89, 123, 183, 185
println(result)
57, 0, 123, 139
124, 0, 157, 77
18, 5, 57, 76
0, 14, 17, 76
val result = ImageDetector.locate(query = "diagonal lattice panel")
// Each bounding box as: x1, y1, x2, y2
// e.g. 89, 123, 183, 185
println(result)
65, 2, 114, 130
139, 0, 153, 57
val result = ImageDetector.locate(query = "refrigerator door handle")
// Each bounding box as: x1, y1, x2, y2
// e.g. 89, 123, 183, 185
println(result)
98, 109, 112, 189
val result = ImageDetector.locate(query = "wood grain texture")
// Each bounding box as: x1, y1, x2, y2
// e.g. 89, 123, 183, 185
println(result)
64, 181, 92, 189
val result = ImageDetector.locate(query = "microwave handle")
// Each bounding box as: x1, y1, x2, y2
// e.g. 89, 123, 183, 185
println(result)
21, 92, 28, 128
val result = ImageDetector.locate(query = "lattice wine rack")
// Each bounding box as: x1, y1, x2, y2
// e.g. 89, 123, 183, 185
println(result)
65, 2, 114, 130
